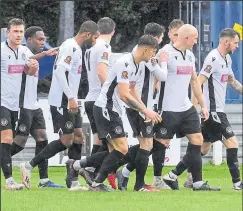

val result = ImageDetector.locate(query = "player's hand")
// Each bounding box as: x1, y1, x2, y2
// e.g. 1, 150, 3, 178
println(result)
201, 106, 209, 121
158, 51, 169, 63
26, 59, 39, 76
44, 47, 58, 56
68, 98, 78, 113
81, 131, 86, 144
142, 108, 162, 124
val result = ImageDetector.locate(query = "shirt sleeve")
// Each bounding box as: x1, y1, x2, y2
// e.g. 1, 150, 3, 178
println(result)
116, 61, 130, 84
200, 54, 216, 78
55, 44, 75, 71
97, 44, 111, 66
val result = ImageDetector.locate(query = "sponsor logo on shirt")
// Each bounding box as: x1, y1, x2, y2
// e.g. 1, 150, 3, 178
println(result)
64, 56, 72, 64
176, 66, 193, 75
221, 74, 229, 83
8, 65, 25, 74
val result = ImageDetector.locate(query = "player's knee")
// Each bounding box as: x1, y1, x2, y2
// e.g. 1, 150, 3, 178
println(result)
114, 140, 128, 155
188, 133, 203, 146
1, 130, 13, 144
13, 135, 28, 148
33, 129, 48, 142
140, 138, 153, 151
224, 136, 238, 149
60, 134, 73, 148
200, 143, 210, 155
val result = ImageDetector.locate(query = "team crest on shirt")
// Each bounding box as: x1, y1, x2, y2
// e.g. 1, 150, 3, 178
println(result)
204, 65, 212, 73
19, 124, 27, 132
121, 71, 128, 79
226, 126, 233, 134
64, 56, 72, 64
146, 126, 153, 134
114, 126, 122, 134
160, 128, 167, 135
101, 52, 108, 60
1, 118, 8, 126
150, 58, 157, 66
65, 121, 73, 129
22, 53, 26, 60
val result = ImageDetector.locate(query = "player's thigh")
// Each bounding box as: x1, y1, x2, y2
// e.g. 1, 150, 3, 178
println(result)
50, 106, 75, 136
93, 105, 126, 141
126, 108, 140, 138
85, 101, 98, 134
16, 108, 33, 137
109, 137, 128, 155
180, 106, 201, 138
154, 111, 179, 140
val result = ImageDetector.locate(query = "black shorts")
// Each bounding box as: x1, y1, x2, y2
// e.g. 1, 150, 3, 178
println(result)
16, 108, 46, 136
93, 105, 125, 140
202, 112, 234, 143
154, 106, 201, 139
84, 101, 97, 134
0, 106, 18, 136
126, 108, 153, 138
50, 106, 82, 135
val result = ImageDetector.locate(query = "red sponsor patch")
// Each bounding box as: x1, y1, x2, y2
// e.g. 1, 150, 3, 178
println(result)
129, 81, 136, 89
78, 65, 82, 74
221, 74, 228, 83
8, 65, 25, 74
177, 66, 193, 75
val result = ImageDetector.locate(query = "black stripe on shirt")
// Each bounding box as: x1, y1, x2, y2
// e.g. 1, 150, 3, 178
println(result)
61, 71, 69, 108
19, 72, 27, 108
106, 77, 118, 110
141, 67, 150, 106
208, 75, 216, 111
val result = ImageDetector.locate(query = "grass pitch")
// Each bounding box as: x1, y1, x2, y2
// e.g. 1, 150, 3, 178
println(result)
1, 164, 242, 211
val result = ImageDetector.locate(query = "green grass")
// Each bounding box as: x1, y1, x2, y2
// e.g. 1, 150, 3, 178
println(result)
1, 164, 242, 211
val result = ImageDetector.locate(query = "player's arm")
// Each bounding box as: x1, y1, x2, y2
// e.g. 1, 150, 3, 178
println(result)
145, 53, 168, 81
227, 74, 243, 95
97, 46, 110, 84
117, 67, 161, 123
24, 59, 39, 76
191, 74, 208, 107
54, 47, 78, 112
97, 63, 108, 85
129, 86, 146, 107
30, 47, 58, 60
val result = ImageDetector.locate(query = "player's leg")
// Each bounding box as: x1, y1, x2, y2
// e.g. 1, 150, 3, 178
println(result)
184, 141, 211, 188
11, 108, 31, 156
163, 107, 220, 191
30, 108, 64, 188
219, 112, 242, 190
0, 106, 24, 190
19, 106, 76, 189
151, 138, 170, 189
84, 101, 102, 154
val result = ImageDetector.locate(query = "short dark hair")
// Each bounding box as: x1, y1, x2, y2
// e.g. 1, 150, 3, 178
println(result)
78, 20, 98, 34
97, 17, 116, 34
137, 34, 158, 48
220, 28, 240, 40
24, 26, 43, 39
144, 22, 165, 37
7, 18, 25, 30
168, 19, 184, 30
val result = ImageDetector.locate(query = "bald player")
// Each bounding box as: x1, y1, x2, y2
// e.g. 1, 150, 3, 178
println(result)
184, 28, 242, 190
154, 24, 220, 191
